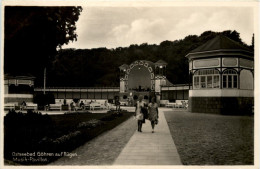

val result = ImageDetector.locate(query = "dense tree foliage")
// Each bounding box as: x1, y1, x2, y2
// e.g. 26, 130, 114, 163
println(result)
46, 30, 253, 87
4, 6, 82, 86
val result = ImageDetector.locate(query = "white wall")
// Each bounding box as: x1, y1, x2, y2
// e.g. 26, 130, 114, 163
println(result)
4, 94, 33, 98
189, 89, 254, 97
120, 81, 125, 93
4, 84, 8, 94
155, 79, 161, 92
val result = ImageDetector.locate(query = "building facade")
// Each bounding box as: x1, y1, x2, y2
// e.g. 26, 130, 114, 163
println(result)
34, 87, 119, 102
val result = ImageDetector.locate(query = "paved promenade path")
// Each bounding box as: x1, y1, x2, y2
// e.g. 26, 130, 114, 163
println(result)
50, 107, 182, 165
113, 108, 182, 165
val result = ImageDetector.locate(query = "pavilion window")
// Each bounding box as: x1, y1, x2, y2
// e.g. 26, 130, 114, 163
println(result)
213, 75, 220, 88
193, 69, 220, 89
228, 75, 232, 88
156, 67, 159, 74
201, 76, 206, 88
194, 76, 199, 88
223, 76, 227, 88
207, 76, 212, 88
233, 76, 237, 88
222, 69, 238, 89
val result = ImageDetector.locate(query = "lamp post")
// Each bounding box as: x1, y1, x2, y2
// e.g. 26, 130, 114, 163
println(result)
44, 67, 46, 95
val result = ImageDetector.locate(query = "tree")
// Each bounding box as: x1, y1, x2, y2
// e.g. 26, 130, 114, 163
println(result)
4, 6, 82, 85
46, 30, 248, 87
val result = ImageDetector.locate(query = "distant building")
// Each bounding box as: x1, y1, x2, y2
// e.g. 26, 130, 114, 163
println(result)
4, 74, 35, 104
186, 35, 254, 114
34, 59, 187, 106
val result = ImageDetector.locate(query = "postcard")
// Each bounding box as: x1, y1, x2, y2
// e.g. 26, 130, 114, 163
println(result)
1, 1, 259, 169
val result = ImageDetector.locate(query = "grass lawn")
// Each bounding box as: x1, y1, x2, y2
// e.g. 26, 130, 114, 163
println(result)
164, 110, 254, 165
4, 110, 134, 165
48, 112, 120, 138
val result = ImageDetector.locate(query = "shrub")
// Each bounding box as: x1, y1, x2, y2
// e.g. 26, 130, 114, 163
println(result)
4, 110, 53, 159
39, 130, 82, 145
4, 109, 134, 165
33, 93, 55, 108
100, 110, 127, 121
77, 119, 103, 128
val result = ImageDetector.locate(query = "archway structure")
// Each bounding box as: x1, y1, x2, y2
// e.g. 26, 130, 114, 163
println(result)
119, 60, 168, 103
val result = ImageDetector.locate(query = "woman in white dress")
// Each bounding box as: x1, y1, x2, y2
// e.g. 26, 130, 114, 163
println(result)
148, 97, 159, 133
135, 95, 145, 132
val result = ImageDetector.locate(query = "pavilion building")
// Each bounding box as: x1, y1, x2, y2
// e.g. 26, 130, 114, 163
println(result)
186, 35, 254, 114
4, 74, 35, 105
118, 60, 169, 104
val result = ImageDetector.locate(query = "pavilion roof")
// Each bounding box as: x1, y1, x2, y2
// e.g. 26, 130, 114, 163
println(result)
4, 73, 35, 80
155, 60, 167, 65
191, 35, 253, 53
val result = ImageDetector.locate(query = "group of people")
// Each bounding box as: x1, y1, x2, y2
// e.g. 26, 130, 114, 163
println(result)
70, 100, 85, 111
72, 100, 110, 111
135, 95, 159, 133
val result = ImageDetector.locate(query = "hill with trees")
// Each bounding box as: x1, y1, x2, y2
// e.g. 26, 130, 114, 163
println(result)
45, 30, 253, 87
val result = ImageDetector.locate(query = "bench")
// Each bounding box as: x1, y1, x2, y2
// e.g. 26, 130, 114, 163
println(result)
49, 104, 62, 111
120, 101, 128, 106
165, 100, 188, 108
25, 103, 38, 110
166, 102, 177, 108
4, 102, 18, 110
175, 100, 188, 108
89, 103, 102, 110
160, 100, 169, 107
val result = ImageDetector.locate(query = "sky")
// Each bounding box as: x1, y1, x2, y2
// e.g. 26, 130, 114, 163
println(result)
63, 6, 254, 49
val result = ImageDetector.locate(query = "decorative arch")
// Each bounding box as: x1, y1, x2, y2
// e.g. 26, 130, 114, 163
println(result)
222, 68, 238, 74
222, 68, 238, 89
125, 60, 154, 79
124, 60, 155, 91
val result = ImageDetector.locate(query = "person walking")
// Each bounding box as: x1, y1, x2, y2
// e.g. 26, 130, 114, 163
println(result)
70, 101, 75, 111
148, 97, 159, 133
115, 97, 121, 112
20, 101, 27, 110
135, 95, 145, 132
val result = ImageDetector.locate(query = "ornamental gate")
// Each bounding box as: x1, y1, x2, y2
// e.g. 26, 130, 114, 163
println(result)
119, 60, 167, 103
